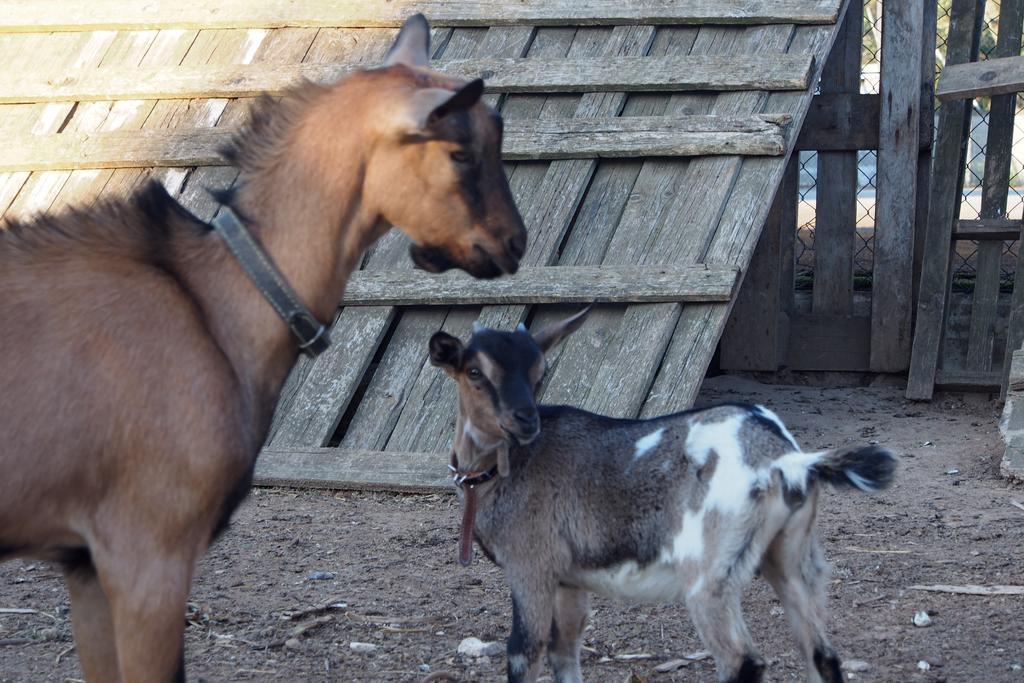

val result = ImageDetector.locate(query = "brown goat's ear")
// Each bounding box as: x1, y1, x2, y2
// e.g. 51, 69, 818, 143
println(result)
429, 332, 464, 371
426, 79, 484, 125
382, 13, 431, 67
390, 80, 484, 138
531, 306, 592, 353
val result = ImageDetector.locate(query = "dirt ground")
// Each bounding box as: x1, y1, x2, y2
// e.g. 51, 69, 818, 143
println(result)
2, 375, 1023, 682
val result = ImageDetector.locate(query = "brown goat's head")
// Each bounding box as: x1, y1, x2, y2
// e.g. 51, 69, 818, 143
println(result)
429, 308, 590, 472
360, 14, 526, 279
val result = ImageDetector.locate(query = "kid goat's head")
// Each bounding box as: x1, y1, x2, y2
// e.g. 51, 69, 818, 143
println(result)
365, 14, 526, 278
429, 308, 590, 473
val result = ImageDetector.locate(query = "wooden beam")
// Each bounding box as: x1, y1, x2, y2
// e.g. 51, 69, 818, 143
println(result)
937, 55, 1024, 101
0, 115, 791, 172
340, 265, 740, 306
906, 0, 986, 400
0, 1, 844, 32
870, 0, 923, 372
953, 218, 1023, 241
795, 93, 932, 151
0, 54, 815, 104
784, 314, 871, 371
812, 1, 860, 316
934, 368, 1002, 390
255, 447, 450, 492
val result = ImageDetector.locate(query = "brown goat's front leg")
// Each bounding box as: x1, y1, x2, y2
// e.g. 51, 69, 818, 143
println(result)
64, 561, 119, 682
92, 546, 195, 682
507, 579, 556, 683
547, 586, 588, 683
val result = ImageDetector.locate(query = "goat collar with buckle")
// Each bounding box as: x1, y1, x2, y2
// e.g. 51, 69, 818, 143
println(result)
212, 208, 330, 357
450, 451, 499, 567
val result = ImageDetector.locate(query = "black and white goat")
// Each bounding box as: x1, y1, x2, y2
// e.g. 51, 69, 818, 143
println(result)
429, 308, 896, 683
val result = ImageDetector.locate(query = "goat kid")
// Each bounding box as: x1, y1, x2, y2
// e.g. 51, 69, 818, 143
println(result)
0, 14, 524, 682
429, 309, 896, 683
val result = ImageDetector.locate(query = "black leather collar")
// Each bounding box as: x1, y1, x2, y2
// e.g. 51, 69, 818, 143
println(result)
212, 208, 330, 357
448, 462, 499, 489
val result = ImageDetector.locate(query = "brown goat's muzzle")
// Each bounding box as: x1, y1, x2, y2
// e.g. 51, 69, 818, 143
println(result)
409, 232, 524, 279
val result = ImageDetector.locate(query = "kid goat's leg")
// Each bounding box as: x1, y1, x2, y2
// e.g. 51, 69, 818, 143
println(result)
547, 586, 589, 683
507, 575, 557, 683
686, 578, 764, 683
760, 500, 842, 683
64, 560, 120, 682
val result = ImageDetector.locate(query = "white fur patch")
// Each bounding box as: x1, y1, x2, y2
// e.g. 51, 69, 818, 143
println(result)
844, 468, 876, 492
634, 428, 665, 460
686, 415, 764, 515
754, 405, 800, 450
509, 654, 528, 675
573, 559, 687, 603
771, 450, 824, 493
666, 509, 704, 562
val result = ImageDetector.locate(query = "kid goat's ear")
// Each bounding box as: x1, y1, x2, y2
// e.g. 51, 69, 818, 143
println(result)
531, 306, 592, 353
382, 13, 431, 68
429, 332, 464, 371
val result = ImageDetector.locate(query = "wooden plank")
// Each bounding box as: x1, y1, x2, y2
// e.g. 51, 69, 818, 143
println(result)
795, 93, 932, 151
0, 54, 815, 103
339, 265, 739, 305
784, 314, 870, 371
0, 114, 790, 172
0, 1, 844, 32
812, 1, 860, 316
906, 0, 986, 400
913, 0, 938, 310
937, 55, 1024, 101
1002, 246, 1024, 399
953, 218, 1022, 241
869, 0, 923, 372
934, 368, 1002, 390
255, 448, 450, 492
0, 32, 120, 220
719, 158, 795, 370
966, 0, 1023, 375
642, 19, 842, 417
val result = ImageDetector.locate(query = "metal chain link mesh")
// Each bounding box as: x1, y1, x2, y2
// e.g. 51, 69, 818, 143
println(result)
795, 0, 1024, 292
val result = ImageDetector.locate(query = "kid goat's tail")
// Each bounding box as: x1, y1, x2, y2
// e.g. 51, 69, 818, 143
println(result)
772, 445, 897, 496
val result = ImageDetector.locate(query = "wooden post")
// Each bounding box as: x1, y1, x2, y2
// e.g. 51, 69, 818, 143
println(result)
870, 0, 923, 372
913, 0, 938, 309
812, 0, 861, 316
907, 0, 986, 399
720, 156, 797, 371
967, 0, 1023, 372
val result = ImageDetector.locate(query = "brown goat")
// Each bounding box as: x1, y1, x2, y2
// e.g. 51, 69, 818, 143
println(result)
0, 15, 525, 682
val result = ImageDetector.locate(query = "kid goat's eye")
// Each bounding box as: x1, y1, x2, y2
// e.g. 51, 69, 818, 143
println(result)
450, 149, 474, 164
467, 368, 482, 379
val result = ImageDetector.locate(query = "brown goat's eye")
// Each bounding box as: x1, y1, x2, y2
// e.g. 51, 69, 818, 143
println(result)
450, 149, 474, 165
466, 367, 482, 380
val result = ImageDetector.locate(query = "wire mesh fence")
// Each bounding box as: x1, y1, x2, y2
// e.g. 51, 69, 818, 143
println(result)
795, 0, 1024, 292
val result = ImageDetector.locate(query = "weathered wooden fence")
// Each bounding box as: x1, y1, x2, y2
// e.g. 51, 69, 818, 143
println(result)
721, 0, 936, 373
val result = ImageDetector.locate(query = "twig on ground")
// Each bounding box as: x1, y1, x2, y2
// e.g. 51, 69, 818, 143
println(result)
845, 546, 912, 555
1010, 500, 1024, 513
419, 672, 459, 682
55, 644, 75, 664
909, 584, 1024, 596
0, 608, 38, 615
284, 599, 348, 621
0, 638, 32, 647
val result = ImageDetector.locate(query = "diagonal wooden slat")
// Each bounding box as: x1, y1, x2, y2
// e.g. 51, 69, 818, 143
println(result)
0, 0, 844, 32
0, 54, 814, 104
338, 265, 740, 306
0, 115, 790, 173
